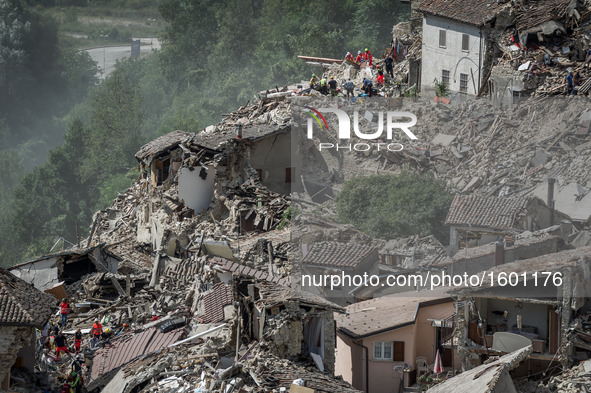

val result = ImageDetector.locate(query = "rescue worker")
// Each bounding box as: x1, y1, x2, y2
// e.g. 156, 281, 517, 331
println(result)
355, 50, 363, 63
74, 328, 82, 353
343, 79, 355, 97
68, 371, 83, 393
320, 76, 328, 95
54, 331, 71, 361
345, 52, 354, 62
376, 65, 384, 86
364, 48, 373, 66
60, 298, 69, 327
328, 76, 338, 96
384, 56, 394, 78
309, 73, 317, 89
91, 318, 102, 348
362, 78, 373, 96
72, 354, 84, 375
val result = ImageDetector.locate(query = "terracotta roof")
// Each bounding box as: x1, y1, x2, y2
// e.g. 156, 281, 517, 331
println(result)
210, 257, 290, 286
418, 0, 504, 26
186, 124, 287, 151
256, 282, 344, 313
0, 268, 56, 327
445, 195, 529, 229
336, 288, 453, 339
302, 242, 376, 269
89, 327, 185, 383
198, 283, 234, 323
444, 232, 561, 265
454, 246, 591, 293
135, 130, 190, 164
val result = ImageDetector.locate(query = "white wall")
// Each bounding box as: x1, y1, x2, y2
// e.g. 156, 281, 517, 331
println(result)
11, 258, 59, 291
178, 165, 216, 214
421, 15, 483, 96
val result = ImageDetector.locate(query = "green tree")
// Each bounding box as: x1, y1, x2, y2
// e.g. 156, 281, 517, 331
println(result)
81, 67, 145, 184
336, 173, 453, 243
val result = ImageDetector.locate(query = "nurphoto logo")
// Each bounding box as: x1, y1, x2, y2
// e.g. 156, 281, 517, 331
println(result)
303, 106, 418, 152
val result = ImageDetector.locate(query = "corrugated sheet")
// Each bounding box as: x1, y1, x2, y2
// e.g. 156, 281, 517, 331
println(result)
89, 327, 184, 382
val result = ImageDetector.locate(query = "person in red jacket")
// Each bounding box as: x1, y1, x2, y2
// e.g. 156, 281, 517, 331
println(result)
345, 52, 354, 62
91, 318, 102, 349
355, 51, 363, 63
364, 48, 373, 67
60, 298, 69, 327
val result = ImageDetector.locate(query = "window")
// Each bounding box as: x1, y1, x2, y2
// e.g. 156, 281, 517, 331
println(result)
462, 34, 469, 52
374, 341, 405, 361
460, 73, 469, 93
285, 167, 295, 183
374, 341, 393, 360
442, 69, 450, 85
439, 30, 446, 48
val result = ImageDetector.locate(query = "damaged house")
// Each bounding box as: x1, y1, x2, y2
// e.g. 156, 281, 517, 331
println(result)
0, 268, 56, 390
9, 244, 119, 292
301, 241, 379, 305
452, 246, 591, 375
445, 194, 558, 254
418, 0, 509, 97
335, 288, 456, 393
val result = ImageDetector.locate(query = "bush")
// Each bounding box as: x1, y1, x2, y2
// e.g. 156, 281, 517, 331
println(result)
336, 172, 453, 243
434, 78, 450, 97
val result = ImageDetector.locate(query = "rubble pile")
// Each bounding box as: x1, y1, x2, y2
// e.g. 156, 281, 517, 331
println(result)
515, 359, 591, 393
490, 0, 591, 97
299, 96, 591, 205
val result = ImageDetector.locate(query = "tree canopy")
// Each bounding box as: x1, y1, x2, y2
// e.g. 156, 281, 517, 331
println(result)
337, 173, 453, 243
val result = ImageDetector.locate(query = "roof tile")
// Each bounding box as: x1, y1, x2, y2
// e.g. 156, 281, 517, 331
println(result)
445, 195, 529, 229
418, 0, 504, 26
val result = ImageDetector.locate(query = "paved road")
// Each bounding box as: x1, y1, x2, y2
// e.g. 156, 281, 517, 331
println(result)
86, 38, 161, 79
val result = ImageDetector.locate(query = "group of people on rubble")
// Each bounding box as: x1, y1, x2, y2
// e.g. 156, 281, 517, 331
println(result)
345, 48, 373, 66
41, 297, 134, 392
308, 51, 395, 98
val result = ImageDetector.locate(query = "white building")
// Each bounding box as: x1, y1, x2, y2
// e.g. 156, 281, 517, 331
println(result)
419, 0, 505, 98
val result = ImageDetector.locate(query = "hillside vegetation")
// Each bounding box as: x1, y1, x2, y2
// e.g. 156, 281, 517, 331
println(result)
0, 0, 410, 266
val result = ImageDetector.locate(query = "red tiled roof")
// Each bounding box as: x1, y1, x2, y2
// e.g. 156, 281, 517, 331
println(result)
302, 242, 376, 269
89, 327, 185, 382
0, 268, 56, 327
445, 195, 529, 229
198, 283, 234, 323
210, 257, 290, 286
418, 0, 504, 26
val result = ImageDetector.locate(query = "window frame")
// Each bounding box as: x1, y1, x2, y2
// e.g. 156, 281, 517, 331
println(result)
439, 29, 447, 48
459, 73, 469, 93
442, 69, 450, 85
374, 341, 393, 361
462, 33, 470, 52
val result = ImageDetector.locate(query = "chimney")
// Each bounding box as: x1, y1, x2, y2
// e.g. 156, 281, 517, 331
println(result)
494, 238, 504, 266
547, 178, 555, 225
